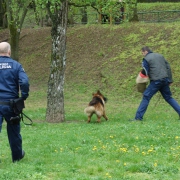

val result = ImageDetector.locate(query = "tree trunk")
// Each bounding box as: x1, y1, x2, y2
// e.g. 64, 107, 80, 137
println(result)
129, 0, 139, 22
0, 0, 7, 28
0, 0, 4, 27
6, 0, 20, 60
9, 23, 20, 60
81, 6, 87, 24
46, 0, 68, 123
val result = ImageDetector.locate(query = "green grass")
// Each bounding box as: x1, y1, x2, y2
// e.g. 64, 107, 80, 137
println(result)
1, 88, 180, 179
138, 2, 180, 12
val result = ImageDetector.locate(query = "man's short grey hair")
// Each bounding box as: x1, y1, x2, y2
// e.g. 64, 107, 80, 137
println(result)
141, 46, 152, 53
0, 42, 11, 54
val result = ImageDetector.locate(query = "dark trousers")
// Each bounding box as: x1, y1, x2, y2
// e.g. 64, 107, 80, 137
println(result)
0, 105, 22, 162
135, 78, 180, 120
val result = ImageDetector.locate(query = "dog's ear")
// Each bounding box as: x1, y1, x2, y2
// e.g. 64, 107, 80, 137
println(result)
97, 90, 101, 95
104, 97, 108, 102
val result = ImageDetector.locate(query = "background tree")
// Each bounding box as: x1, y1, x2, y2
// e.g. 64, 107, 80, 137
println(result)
81, 6, 87, 24
36, 0, 138, 123
68, 0, 93, 25
126, 0, 139, 22
0, 0, 7, 28
5, 0, 32, 60
34, 0, 69, 123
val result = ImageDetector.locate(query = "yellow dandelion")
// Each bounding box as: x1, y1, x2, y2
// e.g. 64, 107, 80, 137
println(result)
154, 162, 157, 167
119, 147, 127, 152
93, 146, 97, 150
148, 149, 153, 153
135, 147, 139, 153
175, 136, 179, 139
116, 160, 120, 163
124, 163, 127, 166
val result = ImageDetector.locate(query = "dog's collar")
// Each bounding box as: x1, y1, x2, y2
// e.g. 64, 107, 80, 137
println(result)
97, 95, 105, 106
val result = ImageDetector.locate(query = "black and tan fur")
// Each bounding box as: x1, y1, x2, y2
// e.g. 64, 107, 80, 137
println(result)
84, 90, 108, 123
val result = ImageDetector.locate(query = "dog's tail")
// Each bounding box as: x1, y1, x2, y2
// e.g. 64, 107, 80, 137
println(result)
84, 106, 95, 116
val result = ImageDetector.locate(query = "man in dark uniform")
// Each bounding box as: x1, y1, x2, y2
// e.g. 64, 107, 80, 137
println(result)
0, 42, 29, 162
130, 46, 180, 121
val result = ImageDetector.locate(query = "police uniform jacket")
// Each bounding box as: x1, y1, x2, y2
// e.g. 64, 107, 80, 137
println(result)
0, 56, 29, 101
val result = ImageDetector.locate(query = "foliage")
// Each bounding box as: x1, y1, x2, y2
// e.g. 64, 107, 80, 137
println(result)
68, 0, 138, 22
5, 0, 31, 29
4, 0, 33, 60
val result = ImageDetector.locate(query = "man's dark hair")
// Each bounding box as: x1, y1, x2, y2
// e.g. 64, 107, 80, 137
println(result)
141, 46, 152, 52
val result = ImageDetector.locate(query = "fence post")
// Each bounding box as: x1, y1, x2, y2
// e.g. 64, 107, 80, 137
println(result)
158, 11, 160, 22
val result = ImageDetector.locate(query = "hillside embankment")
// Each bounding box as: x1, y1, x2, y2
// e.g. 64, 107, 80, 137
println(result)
1, 23, 180, 99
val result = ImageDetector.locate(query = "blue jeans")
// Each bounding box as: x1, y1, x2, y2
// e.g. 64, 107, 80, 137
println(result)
0, 105, 22, 162
135, 78, 180, 120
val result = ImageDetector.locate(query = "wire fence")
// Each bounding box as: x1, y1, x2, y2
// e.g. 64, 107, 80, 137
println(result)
68, 10, 180, 25
1, 10, 180, 28
138, 10, 180, 22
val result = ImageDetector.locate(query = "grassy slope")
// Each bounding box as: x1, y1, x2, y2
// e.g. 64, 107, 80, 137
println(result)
12, 22, 180, 123
1, 3, 180, 120
138, 2, 180, 11
15, 2, 180, 99
19, 22, 180, 95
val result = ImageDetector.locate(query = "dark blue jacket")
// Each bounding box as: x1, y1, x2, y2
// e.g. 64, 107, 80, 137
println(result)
0, 56, 29, 100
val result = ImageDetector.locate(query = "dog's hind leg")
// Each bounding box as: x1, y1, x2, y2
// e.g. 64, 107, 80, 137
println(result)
103, 113, 108, 121
97, 116, 101, 123
87, 114, 93, 123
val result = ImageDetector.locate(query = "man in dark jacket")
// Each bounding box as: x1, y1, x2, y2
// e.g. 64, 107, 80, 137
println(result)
0, 42, 29, 162
130, 46, 180, 121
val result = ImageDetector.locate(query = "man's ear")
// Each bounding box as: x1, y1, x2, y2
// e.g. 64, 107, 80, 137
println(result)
8, 50, 11, 56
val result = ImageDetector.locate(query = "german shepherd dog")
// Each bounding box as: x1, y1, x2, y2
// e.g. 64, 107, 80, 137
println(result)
84, 90, 108, 123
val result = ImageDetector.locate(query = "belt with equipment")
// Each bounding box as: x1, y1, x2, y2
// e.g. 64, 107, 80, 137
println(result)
0, 101, 11, 106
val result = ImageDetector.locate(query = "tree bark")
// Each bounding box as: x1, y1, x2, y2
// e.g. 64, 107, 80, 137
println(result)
129, 0, 139, 22
46, 0, 68, 123
5, 0, 20, 60
81, 6, 87, 24
0, 0, 4, 27
9, 23, 20, 60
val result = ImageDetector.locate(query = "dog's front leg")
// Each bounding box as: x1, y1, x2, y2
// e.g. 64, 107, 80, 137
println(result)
97, 116, 101, 123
